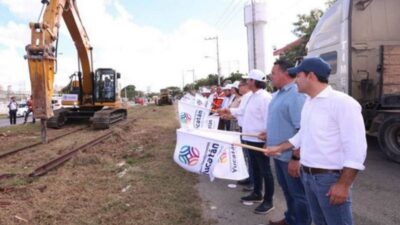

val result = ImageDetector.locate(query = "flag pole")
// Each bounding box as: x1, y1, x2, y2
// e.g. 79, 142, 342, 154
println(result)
233, 143, 271, 153
240, 133, 261, 138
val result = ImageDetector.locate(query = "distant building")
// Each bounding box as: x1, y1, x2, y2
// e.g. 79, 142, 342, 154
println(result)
273, 37, 304, 56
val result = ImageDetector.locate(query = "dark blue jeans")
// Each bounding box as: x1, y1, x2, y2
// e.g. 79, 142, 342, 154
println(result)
242, 148, 254, 185
246, 141, 274, 203
301, 171, 353, 225
9, 110, 17, 124
274, 159, 311, 225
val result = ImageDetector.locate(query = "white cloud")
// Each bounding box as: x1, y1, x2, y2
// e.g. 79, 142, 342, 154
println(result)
0, 0, 41, 20
0, 21, 29, 49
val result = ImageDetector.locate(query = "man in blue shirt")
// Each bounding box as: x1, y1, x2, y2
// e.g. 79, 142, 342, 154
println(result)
260, 60, 311, 225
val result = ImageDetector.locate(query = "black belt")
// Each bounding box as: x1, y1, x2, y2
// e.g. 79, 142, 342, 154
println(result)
302, 166, 341, 175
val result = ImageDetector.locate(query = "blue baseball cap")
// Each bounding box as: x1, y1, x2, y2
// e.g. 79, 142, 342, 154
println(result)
287, 57, 332, 78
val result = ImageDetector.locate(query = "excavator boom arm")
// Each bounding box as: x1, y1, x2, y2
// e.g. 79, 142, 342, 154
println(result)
26, 0, 93, 119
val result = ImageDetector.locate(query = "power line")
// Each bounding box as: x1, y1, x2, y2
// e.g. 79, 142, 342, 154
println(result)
217, 2, 244, 29
215, 0, 237, 27
216, 0, 245, 29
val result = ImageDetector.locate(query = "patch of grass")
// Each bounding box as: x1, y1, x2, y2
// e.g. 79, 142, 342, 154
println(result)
0, 122, 40, 134
7, 176, 34, 187
125, 157, 138, 166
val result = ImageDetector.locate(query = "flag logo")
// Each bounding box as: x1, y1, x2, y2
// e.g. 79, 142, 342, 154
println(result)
179, 112, 192, 125
179, 145, 200, 166
193, 110, 204, 128
219, 151, 228, 164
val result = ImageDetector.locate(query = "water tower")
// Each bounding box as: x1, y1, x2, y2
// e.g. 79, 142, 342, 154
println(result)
244, 0, 272, 74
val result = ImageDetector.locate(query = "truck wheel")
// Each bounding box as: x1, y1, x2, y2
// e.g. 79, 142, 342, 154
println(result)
378, 116, 400, 163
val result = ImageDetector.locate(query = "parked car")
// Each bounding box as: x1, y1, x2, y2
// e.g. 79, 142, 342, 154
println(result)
16, 103, 28, 117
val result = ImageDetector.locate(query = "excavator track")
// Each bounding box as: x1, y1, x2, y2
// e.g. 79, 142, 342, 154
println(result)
46, 108, 68, 129
92, 108, 127, 129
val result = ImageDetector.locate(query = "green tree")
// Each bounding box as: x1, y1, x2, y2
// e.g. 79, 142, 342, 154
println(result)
194, 74, 220, 89
223, 72, 244, 83
279, 9, 323, 64
279, 0, 336, 64
183, 83, 196, 92
121, 85, 136, 100
183, 72, 245, 91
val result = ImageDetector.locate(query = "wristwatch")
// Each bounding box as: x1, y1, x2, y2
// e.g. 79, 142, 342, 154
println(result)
291, 155, 300, 161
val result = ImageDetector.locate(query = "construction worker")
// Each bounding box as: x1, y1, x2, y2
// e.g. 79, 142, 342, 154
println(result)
24, 95, 36, 124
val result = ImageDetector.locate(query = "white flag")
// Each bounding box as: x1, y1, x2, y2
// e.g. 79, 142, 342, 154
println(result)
178, 101, 210, 129
174, 128, 225, 179
195, 94, 209, 108
173, 128, 249, 181
212, 142, 249, 181
191, 129, 249, 180
204, 115, 220, 130
180, 93, 195, 105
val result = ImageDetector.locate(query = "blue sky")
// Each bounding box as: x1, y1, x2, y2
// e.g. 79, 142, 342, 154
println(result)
0, 0, 327, 91
120, 0, 228, 31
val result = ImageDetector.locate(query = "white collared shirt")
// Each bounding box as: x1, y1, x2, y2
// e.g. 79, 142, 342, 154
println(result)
8, 101, 17, 110
241, 89, 271, 143
289, 86, 367, 170
206, 93, 216, 109
221, 95, 234, 109
231, 91, 252, 127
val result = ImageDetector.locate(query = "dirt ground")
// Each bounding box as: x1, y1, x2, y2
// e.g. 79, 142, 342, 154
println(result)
0, 105, 214, 225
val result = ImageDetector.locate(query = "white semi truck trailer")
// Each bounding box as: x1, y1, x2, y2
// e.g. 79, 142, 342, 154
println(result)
306, 0, 400, 162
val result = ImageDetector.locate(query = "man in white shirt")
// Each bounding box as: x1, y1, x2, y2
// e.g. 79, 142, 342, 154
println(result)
219, 84, 235, 130
219, 79, 253, 188
229, 79, 252, 128
206, 85, 217, 109
264, 57, 367, 225
7, 96, 18, 125
220, 69, 275, 214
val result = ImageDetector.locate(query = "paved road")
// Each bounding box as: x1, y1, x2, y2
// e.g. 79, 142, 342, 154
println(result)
0, 115, 33, 127
197, 136, 400, 225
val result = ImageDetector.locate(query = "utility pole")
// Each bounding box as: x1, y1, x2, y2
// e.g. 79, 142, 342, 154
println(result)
205, 36, 221, 86
124, 84, 127, 99
182, 70, 185, 89
187, 69, 196, 83
251, 0, 257, 69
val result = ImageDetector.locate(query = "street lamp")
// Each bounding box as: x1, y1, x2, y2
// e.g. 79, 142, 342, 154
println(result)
205, 36, 221, 86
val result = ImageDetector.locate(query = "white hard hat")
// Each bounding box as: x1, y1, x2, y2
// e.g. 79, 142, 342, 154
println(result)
242, 69, 266, 82
231, 81, 240, 89
222, 84, 232, 90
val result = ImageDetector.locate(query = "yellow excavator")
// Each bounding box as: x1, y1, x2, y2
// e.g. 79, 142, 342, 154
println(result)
25, 0, 127, 141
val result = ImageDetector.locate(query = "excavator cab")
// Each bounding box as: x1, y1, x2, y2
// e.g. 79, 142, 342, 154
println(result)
94, 68, 119, 103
